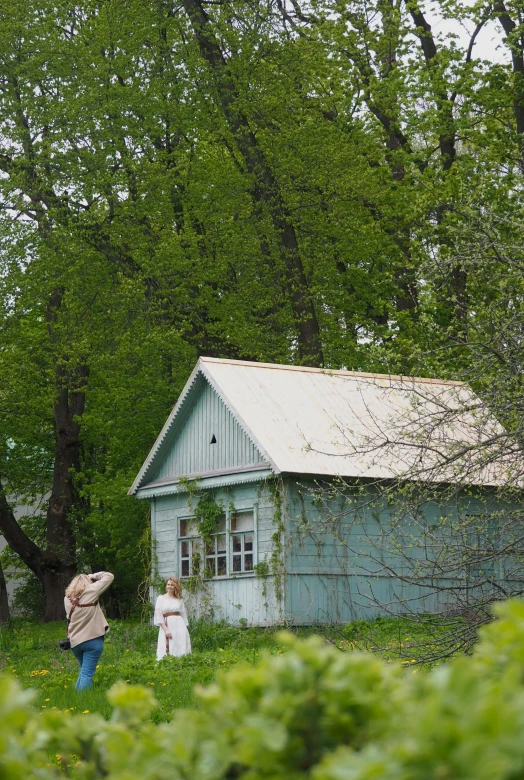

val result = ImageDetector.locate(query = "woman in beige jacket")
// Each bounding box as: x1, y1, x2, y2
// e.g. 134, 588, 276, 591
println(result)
64, 571, 114, 691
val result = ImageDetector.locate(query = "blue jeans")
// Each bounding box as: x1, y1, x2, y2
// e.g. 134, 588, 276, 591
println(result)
72, 636, 105, 691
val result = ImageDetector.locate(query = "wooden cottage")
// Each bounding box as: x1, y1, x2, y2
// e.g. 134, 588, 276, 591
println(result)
130, 358, 511, 625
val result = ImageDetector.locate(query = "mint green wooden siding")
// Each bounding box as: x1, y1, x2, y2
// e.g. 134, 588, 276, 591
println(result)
152, 482, 281, 626
283, 480, 509, 623
154, 383, 265, 481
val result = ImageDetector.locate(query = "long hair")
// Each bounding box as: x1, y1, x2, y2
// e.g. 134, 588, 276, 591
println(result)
65, 574, 91, 601
165, 577, 182, 598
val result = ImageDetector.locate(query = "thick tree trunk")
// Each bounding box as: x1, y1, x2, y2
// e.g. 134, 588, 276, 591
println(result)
182, 0, 323, 366
41, 369, 86, 620
42, 569, 71, 622
43, 291, 88, 621
0, 289, 87, 622
0, 557, 10, 625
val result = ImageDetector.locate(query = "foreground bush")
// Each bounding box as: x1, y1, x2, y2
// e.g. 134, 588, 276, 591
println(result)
3, 600, 524, 779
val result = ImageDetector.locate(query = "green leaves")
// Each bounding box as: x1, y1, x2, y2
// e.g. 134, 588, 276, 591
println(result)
5, 601, 524, 777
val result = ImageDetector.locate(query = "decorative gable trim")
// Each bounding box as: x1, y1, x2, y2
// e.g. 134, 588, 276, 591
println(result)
135, 466, 274, 499
128, 360, 277, 496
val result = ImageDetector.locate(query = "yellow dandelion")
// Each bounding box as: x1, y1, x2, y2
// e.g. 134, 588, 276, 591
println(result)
41, 706, 46, 709
82, 710, 90, 714
45, 698, 50, 702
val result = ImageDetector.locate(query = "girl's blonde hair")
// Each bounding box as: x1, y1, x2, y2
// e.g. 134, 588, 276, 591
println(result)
165, 577, 182, 598
65, 574, 92, 601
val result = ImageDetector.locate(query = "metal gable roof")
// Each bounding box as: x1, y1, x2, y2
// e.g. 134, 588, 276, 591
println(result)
129, 357, 510, 495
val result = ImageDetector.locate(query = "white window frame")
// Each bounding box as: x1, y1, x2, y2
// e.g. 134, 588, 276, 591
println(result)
178, 516, 201, 578
229, 509, 256, 575
177, 507, 257, 580
204, 513, 228, 578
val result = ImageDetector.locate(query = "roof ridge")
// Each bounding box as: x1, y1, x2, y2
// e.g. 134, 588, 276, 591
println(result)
199, 357, 466, 387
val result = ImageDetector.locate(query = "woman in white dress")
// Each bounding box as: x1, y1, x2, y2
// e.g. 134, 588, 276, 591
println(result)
154, 576, 191, 660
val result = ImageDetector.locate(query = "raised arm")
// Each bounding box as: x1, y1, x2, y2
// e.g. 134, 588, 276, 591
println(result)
88, 572, 114, 598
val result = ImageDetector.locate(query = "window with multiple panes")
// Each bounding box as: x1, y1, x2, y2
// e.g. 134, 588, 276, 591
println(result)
179, 518, 201, 577
178, 509, 255, 579
204, 514, 227, 577
231, 511, 254, 573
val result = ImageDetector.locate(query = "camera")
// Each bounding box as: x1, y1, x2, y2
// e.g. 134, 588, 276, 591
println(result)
58, 638, 71, 651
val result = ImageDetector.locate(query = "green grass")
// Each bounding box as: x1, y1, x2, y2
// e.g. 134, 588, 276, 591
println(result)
0, 615, 464, 722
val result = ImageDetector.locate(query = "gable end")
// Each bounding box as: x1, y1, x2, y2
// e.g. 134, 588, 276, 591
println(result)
151, 380, 267, 482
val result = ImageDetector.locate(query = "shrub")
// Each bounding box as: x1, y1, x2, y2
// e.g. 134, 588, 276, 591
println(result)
3, 600, 524, 778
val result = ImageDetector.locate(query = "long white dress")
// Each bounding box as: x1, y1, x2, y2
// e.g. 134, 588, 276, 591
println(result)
154, 595, 191, 661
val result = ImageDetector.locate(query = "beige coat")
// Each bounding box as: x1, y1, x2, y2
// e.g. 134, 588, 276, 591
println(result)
64, 572, 114, 648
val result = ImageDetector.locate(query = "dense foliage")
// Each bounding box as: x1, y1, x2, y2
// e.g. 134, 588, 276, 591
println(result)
1, 0, 524, 618
1, 600, 524, 778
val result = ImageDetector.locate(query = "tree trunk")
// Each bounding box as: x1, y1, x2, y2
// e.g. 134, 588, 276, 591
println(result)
41, 569, 71, 622
182, 0, 323, 366
0, 557, 10, 625
0, 289, 88, 622
41, 365, 87, 620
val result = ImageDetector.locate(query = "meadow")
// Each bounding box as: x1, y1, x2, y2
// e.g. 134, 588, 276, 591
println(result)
0, 615, 458, 723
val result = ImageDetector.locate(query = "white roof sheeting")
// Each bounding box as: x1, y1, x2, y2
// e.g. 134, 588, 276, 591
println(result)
130, 358, 513, 494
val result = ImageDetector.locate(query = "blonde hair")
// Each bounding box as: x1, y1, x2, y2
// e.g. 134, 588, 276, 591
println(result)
65, 574, 92, 601
165, 577, 182, 598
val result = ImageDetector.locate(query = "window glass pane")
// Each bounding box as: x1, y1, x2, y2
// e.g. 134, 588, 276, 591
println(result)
244, 534, 253, 551
216, 515, 226, 533
205, 558, 216, 577
180, 518, 196, 537
217, 534, 226, 553
244, 554, 253, 571
233, 555, 242, 572
217, 556, 227, 576
205, 539, 215, 555
232, 535, 242, 553
181, 540, 190, 557
231, 511, 254, 532
181, 559, 189, 577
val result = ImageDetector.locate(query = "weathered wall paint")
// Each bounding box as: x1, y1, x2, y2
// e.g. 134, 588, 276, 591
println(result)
152, 481, 281, 626
283, 480, 512, 623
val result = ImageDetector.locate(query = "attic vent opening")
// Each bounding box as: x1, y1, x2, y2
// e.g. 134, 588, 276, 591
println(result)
210, 434, 217, 444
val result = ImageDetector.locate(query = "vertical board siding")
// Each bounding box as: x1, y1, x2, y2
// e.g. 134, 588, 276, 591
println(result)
156, 383, 265, 480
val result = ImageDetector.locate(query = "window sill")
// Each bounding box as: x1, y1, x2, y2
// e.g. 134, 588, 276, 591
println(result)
180, 572, 256, 581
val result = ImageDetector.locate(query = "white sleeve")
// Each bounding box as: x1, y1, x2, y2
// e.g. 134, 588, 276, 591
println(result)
153, 596, 165, 627
180, 599, 188, 626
